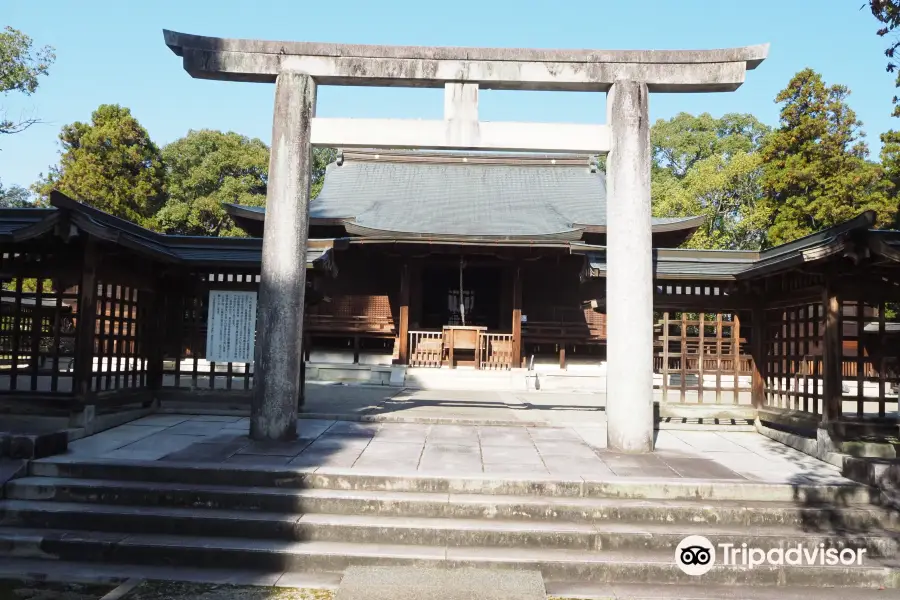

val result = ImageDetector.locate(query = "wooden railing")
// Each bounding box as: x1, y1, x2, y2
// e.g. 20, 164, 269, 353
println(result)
408, 330, 443, 367
480, 333, 514, 370
655, 354, 753, 374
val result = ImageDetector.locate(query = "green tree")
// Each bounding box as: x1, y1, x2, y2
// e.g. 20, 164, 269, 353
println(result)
0, 26, 55, 137
761, 69, 895, 246
0, 182, 32, 207
652, 112, 769, 179
33, 104, 165, 226
654, 152, 771, 250
650, 112, 771, 250
879, 130, 900, 228
156, 131, 337, 237
869, 1, 900, 116
311, 147, 337, 199
155, 130, 270, 236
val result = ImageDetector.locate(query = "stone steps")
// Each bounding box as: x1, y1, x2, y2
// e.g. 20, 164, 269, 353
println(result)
6, 476, 896, 530
0, 557, 896, 600
0, 527, 897, 588
28, 457, 875, 503
2, 500, 898, 556
5, 456, 900, 591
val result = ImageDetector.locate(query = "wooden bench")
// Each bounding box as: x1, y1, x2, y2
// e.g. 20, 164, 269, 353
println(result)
305, 315, 396, 363
306, 315, 395, 336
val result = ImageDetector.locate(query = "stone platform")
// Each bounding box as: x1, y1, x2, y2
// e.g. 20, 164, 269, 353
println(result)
57, 414, 844, 484
4, 397, 896, 596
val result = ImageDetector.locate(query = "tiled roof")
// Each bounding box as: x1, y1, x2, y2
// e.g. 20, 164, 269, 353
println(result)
584, 211, 894, 280
229, 150, 704, 240
586, 249, 759, 280
0, 194, 338, 271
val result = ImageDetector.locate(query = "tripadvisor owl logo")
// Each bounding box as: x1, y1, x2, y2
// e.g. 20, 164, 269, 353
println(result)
675, 535, 716, 576
675, 535, 868, 575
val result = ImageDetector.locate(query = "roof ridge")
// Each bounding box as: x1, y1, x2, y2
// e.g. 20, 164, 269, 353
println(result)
339, 148, 594, 167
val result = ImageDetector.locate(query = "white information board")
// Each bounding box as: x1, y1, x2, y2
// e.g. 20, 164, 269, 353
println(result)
206, 290, 257, 364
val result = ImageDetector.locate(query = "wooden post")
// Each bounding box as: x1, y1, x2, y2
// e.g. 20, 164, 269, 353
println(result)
398, 262, 410, 364
732, 312, 741, 404
448, 328, 455, 369
680, 313, 687, 402
750, 305, 766, 410
822, 286, 842, 424
511, 266, 522, 368
298, 349, 306, 409
475, 330, 482, 371
661, 312, 669, 402
352, 335, 360, 364
559, 344, 566, 370
698, 312, 705, 404
409, 260, 423, 329
145, 288, 165, 393
73, 241, 99, 401
29, 278, 43, 389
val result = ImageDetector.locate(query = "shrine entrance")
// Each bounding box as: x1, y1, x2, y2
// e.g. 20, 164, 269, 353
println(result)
421, 264, 502, 331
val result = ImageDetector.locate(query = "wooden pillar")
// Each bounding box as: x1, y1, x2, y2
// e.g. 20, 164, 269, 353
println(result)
731, 312, 741, 405
698, 312, 705, 404
353, 335, 360, 364
559, 344, 566, 370
750, 304, 766, 410
511, 266, 522, 367
661, 312, 669, 402
409, 260, 423, 329
145, 287, 165, 393
398, 262, 410, 364
73, 241, 99, 401
298, 351, 306, 409
822, 285, 842, 424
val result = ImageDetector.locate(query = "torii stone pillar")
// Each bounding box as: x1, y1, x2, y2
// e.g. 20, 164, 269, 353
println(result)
605, 81, 654, 452
250, 71, 316, 441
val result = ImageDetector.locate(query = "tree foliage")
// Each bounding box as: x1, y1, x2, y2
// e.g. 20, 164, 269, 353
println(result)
651, 112, 769, 180
650, 112, 771, 250
155, 130, 270, 236
870, 0, 900, 116
33, 104, 166, 227
0, 182, 32, 207
155, 129, 337, 236
0, 26, 55, 136
760, 69, 895, 246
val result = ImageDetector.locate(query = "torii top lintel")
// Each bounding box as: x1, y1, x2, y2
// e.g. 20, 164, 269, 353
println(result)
163, 30, 768, 92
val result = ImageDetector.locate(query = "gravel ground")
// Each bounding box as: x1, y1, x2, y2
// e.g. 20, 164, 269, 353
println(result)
126, 582, 333, 600
0, 580, 115, 600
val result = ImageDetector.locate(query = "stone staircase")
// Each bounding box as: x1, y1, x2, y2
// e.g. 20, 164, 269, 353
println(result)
1, 457, 900, 595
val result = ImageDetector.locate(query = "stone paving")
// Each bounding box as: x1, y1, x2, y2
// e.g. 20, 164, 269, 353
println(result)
169, 385, 613, 426
63, 414, 850, 484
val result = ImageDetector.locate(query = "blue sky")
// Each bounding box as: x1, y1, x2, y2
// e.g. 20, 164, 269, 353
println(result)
2, 1, 898, 189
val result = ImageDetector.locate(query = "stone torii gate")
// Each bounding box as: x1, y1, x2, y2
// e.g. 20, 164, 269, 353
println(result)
163, 30, 768, 452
